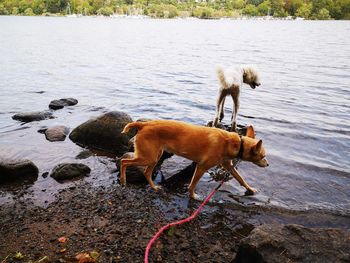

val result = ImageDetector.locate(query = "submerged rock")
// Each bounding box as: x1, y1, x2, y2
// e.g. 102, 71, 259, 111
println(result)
0, 158, 39, 184
49, 98, 78, 110
50, 163, 91, 183
69, 111, 133, 155
12, 111, 53, 123
234, 224, 350, 263
44, 125, 70, 142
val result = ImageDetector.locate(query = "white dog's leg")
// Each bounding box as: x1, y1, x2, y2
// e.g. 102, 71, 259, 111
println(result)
213, 91, 226, 127
231, 92, 240, 131
219, 96, 225, 122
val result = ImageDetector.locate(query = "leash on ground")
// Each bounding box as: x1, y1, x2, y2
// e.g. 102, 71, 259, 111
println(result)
144, 166, 234, 263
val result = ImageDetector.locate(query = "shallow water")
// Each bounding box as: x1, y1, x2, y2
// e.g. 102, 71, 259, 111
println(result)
0, 16, 349, 215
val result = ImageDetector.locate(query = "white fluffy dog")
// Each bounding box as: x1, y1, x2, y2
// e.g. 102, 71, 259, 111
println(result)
212, 65, 261, 131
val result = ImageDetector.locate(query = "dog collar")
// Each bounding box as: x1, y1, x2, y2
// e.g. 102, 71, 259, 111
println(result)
238, 136, 244, 159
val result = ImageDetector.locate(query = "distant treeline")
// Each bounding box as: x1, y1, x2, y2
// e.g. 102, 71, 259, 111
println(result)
0, 0, 349, 19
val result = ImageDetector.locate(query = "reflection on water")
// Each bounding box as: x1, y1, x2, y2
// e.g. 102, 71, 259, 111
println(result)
0, 17, 349, 214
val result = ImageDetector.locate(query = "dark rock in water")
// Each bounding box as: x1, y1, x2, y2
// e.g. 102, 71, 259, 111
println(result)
0, 158, 39, 184
207, 121, 247, 135
116, 152, 158, 184
49, 98, 78, 110
75, 150, 94, 160
44, 125, 70, 142
37, 126, 48, 134
69, 111, 133, 155
12, 111, 53, 123
50, 163, 91, 183
234, 224, 350, 263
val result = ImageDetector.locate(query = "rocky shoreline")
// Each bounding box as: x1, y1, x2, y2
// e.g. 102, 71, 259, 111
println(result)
0, 97, 349, 263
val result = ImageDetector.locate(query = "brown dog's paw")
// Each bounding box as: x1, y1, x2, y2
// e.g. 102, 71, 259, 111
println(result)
245, 187, 257, 196
119, 178, 126, 186
152, 185, 162, 191
190, 193, 203, 200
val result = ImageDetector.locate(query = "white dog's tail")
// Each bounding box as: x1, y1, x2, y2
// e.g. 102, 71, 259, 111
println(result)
216, 65, 229, 89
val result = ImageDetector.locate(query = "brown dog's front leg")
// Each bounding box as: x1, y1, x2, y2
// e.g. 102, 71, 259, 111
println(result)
188, 165, 207, 199
222, 161, 257, 195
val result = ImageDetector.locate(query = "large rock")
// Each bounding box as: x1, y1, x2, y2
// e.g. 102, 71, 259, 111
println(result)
49, 98, 78, 110
159, 155, 194, 180
50, 163, 91, 182
44, 125, 70, 142
12, 111, 53, 123
234, 224, 350, 263
69, 111, 133, 155
0, 158, 39, 184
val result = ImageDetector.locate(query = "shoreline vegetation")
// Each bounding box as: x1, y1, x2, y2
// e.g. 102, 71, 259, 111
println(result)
0, 0, 349, 20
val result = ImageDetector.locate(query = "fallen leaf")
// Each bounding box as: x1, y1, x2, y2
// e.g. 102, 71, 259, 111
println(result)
75, 252, 96, 263
59, 248, 66, 253
14, 252, 24, 259
58, 236, 68, 243
35, 256, 49, 263
90, 251, 99, 260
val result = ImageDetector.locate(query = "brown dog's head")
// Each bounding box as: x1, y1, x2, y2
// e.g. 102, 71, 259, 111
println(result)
242, 126, 268, 167
243, 66, 261, 89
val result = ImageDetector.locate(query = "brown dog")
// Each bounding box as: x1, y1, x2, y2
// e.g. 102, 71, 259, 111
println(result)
120, 120, 268, 199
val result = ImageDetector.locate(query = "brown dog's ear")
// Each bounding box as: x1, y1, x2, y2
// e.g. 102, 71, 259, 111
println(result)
246, 125, 256, 138
252, 140, 263, 154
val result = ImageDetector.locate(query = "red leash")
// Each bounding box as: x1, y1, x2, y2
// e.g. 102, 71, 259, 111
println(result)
144, 180, 225, 263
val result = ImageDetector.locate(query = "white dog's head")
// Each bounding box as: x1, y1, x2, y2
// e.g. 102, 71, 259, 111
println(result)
243, 66, 261, 89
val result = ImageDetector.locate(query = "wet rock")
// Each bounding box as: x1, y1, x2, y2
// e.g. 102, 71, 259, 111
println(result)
76, 150, 94, 160
12, 111, 53, 123
49, 98, 78, 110
234, 224, 350, 263
0, 158, 39, 184
159, 156, 194, 181
50, 163, 91, 183
69, 111, 133, 155
44, 125, 70, 142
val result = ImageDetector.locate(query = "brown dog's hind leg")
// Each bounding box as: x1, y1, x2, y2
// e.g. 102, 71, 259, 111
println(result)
222, 161, 257, 195
143, 162, 160, 190
120, 157, 155, 185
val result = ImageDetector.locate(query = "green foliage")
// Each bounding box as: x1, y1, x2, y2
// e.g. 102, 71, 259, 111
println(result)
295, 2, 312, 18
257, 0, 271, 15
11, 6, 18, 14
0, 0, 349, 19
0, 3, 9, 14
243, 3, 258, 15
24, 7, 34, 15
97, 6, 114, 15
192, 6, 214, 18
312, 7, 331, 19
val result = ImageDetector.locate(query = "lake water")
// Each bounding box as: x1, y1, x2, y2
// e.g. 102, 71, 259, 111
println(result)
0, 16, 349, 216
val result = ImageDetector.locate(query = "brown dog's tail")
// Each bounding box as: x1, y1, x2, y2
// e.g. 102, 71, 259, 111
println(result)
216, 65, 229, 89
121, 121, 146, 134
